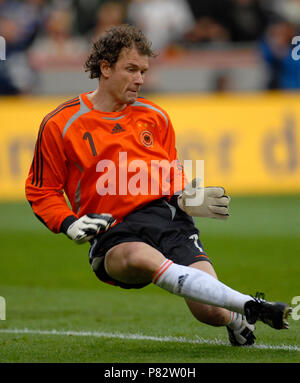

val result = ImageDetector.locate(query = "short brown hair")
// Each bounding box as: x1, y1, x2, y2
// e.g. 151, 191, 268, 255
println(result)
85, 24, 156, 79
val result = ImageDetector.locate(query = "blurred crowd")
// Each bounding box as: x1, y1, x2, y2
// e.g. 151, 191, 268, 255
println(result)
0, 0, 300, 94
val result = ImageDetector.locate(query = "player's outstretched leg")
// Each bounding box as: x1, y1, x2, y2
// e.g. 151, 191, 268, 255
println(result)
153, 259, 254, 314
153, 260, 291, 333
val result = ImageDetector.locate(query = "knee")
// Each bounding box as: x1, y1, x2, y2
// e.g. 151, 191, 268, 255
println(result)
119, 242, 151, 272
105, 242, 164, 280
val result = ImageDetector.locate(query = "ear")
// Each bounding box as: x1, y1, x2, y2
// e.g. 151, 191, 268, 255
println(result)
100, 60, 111, 79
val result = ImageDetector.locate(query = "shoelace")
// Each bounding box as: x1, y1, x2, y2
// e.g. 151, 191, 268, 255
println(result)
251, 291, 266, 302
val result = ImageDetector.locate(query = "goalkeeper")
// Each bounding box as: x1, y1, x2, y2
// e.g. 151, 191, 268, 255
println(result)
25, 24, 290, 347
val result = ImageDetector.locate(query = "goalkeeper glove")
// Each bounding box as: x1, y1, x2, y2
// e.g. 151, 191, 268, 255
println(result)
66, 213, 116, 244
178, 178, 230, 220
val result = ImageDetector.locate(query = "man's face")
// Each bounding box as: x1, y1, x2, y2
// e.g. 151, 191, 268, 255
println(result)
104, 46, 149, 105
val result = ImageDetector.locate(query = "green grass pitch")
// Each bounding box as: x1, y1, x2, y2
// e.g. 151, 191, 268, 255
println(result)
0, 195, 300, 363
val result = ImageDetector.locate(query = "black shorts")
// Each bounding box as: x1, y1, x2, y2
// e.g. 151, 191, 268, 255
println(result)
88, 198, 211, 289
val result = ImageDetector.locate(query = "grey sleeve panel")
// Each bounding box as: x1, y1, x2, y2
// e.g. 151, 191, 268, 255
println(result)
131, 100, 168, 127
62, 95, 91, 138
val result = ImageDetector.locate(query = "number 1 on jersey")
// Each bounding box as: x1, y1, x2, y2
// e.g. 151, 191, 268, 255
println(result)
83, 132, 98, 156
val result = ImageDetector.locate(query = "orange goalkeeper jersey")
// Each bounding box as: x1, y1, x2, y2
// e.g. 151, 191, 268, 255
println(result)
25, 92, 186, 233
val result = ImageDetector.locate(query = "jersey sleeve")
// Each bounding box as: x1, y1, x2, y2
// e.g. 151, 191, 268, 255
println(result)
161, 114, 187, 199
25, 118, 77, 233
